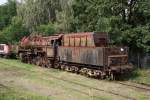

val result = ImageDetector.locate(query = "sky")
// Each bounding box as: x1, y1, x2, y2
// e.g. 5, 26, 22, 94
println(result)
0, 0, 21, 5
0, 0, 7, 5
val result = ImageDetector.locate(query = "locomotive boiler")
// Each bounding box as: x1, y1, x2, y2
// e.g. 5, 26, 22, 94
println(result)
18, 32, 132, 80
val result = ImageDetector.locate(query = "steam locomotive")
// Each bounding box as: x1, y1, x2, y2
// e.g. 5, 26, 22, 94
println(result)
17, 32, 132, 80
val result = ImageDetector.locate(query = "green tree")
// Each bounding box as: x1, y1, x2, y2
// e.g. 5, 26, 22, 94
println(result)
54, 0, 74, 32
36, 22, 56, 36
17, 0, 60, 32
0, 16, 29, 44
0, 0, 17, 30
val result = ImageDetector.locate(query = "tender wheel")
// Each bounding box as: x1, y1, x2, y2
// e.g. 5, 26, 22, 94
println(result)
60, 64, 65, 70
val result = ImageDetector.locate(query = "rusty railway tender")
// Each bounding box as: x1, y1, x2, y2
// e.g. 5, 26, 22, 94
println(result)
18, 32, 132, 80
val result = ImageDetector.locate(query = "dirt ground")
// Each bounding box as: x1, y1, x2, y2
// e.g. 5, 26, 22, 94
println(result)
0, 58, 150, 100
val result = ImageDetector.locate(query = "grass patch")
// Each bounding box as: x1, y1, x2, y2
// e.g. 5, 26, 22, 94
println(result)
0, 58, 122, 100
0, 85, 50, 100
129, 68, 150, 85
0, 58, 52, 100
0, 58, 35, 71
1, 58, 150, 86
0, 58, 150, 100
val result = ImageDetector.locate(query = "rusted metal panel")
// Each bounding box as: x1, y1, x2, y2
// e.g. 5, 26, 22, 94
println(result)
20, 34, 63, 47
93, 32, 109, 47
104, 47, 128, 55
104, 47, 129, 67
108, 55, 128, 66
59, 47, 104, 66
43, 47, 54, 57
59, 46, 129, 68
63, 32, 95, 47
63, 32, 109, 47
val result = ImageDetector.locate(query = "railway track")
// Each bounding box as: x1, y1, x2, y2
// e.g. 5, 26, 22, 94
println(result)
140, 82, 150, 87
46, 75, 137, 100
115, 81, 150, 92
0, 60, 141, 100
0, 84, 10, 90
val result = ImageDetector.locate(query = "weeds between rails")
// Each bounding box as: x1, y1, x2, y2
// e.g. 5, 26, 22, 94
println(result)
1, 60, 149, 100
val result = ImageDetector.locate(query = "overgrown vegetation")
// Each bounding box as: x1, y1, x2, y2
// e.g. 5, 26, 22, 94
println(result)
129, 68, 150, 84
0, 58, 150, 100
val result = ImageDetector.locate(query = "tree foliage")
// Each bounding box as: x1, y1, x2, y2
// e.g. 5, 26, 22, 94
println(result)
36, 22, 56, 36
0, 16, 29, 44
54, 0, 74, 32
17, 0, 60, 32
0, 0, 16, 30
